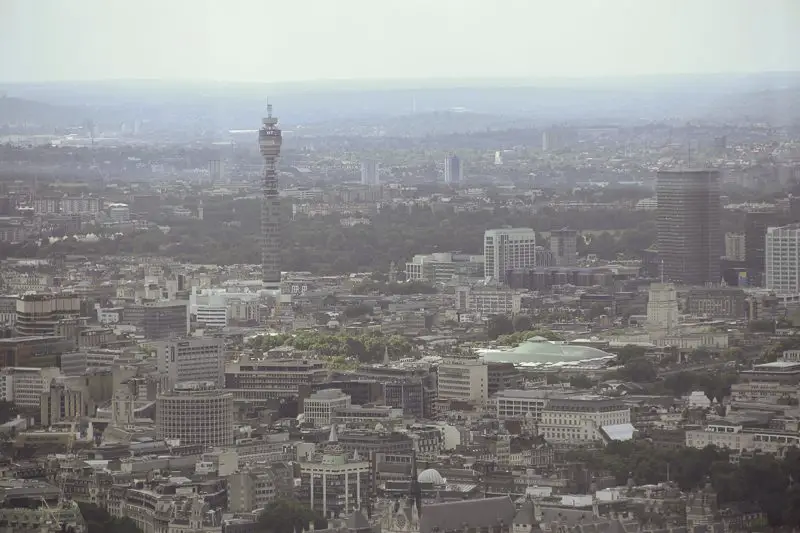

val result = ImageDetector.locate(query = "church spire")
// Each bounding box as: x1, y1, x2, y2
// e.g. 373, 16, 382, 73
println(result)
410, 450, 422, 517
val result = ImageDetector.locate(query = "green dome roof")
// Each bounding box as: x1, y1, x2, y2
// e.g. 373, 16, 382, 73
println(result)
480, 338, 615, 366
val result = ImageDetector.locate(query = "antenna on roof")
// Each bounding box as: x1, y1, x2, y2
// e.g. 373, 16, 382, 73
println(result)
266, 97, 272, 118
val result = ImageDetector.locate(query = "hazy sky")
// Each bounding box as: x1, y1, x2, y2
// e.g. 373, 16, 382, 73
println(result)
2, 0, 799, 83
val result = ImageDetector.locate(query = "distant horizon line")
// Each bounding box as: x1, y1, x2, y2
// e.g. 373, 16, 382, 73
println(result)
1, 69, 799, 89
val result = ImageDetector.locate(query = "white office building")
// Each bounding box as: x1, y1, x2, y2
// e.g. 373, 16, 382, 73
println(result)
484, 228, 536, 283
766, 224, 800, 295
456, 285, 523, 316
190, 287, 259, 328
437, 357, 488, 405
495, 389, 551, 420
539, 396, 631, 443
0, 367, 62, 409
405, 252, 484, 284
196, 305, 228, 328
157, 337, 225, 390
302, 389, 351, 427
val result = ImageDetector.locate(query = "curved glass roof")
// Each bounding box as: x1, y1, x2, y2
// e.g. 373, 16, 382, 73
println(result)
479, 338, 615, 366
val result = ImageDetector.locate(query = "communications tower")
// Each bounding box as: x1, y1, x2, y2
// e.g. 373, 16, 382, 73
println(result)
258, 104, 283, 290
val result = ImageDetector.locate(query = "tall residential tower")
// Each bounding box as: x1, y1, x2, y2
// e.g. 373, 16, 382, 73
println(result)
360, 160, 379, 186
444, 154, 462, 184
259, 104, 283, 290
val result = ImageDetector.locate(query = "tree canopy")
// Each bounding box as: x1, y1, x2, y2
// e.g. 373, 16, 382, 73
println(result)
2, 203, 663, 275
78, 502, 141, 533
568, 443, 800, 527
249, 331, 412, 363
257, 499, 328, 533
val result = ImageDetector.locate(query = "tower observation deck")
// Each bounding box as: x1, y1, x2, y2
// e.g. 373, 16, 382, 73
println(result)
258, 104, 283, 290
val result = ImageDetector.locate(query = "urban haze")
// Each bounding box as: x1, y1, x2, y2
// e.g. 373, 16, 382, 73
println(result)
1, 2, 800, 533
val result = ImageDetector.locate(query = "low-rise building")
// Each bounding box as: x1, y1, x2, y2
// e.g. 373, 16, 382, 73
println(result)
538, 395, 631, 443
437, 357, 488, 405
456, 286, 523, 316
303, 389, 351, 427
0, 367, 62, 409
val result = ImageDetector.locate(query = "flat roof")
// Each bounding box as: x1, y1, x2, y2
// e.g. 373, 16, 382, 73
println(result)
495, 389, 551, 399
0, 336, 65, 343
750, 361, 800, 370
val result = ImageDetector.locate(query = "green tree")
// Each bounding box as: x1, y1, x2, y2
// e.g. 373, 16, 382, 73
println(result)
512, 314, 533, 332
569, 374, 594, 389
616, 345, 647, 365
257, 499, 328, 533
617, 358, 657, 383
487, 315, 515, 340
496, 329, 565, 346
690, 348, 712, 363
78, 502, 141, 533
663, 371, 697, 397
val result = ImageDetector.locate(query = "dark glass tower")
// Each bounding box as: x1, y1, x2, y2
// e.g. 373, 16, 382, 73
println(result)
656, 169, 722, 285
744, 210, 780, 286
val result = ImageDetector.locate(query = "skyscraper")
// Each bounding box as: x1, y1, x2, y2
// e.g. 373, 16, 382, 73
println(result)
360, 160, 379, 186
444, 154, 462, 184
484, 228, 536, 284
550, 228, 578, 267
258, 104, 283, 290
656, 169, 722, 286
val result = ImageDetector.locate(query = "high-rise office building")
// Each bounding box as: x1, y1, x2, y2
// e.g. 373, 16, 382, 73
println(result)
745, 210, 780, 285
766, 224, 800, 295
656, 169, 721, 285
484, 228, 536, 284
360, 160, 379, 186
549, 228, 578, 267
258, 104, 283, 290
444, 154, 462, 184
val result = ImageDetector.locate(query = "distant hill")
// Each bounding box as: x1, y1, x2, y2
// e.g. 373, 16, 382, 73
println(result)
0, 96, 83, 126
2, 72, 800, 130
711, 87, 800, 124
